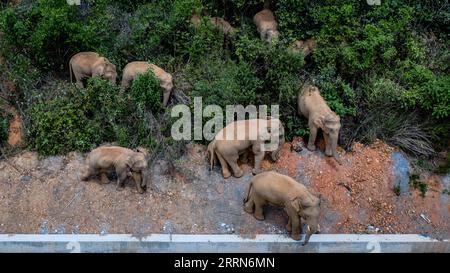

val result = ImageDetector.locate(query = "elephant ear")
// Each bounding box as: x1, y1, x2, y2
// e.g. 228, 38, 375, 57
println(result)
313, 116, 325, 131
289, 197, 302, 214
136, 147, 149, 157
324, 114, 340, 132
94, 64, 105, 76
125, 156, 135, 172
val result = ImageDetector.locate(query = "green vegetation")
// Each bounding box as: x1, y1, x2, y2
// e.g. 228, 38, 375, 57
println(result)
0, 109, 10, 146
131, 70, 163, 112
0, 0, 448, 159
393, 185, 401, 196
27, 78, 170, 155
409, 174, 428, 198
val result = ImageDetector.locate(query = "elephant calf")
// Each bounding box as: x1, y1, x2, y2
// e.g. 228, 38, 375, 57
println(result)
244, 171, 321, 245
121, 61, 173, 106
81, 146, 149, 194
190, 14, 235, 36
208, 118, 285, 179
69, 52, 117, 88
298, 83, 342, 164
253, 9, 280, 43
290, 39, 317, 57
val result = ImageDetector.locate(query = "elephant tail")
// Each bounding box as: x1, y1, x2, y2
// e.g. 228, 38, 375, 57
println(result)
243, 181, 253, 204
207, 140, 216, 171
69, 61, 73, 84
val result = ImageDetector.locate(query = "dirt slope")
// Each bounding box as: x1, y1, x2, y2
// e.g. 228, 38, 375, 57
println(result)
0, 139, 448, 239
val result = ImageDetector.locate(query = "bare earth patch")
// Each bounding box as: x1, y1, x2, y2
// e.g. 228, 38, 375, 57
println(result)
0, 140, 448, 239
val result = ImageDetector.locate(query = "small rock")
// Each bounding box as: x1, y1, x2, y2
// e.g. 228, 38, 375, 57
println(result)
216, 183, 224, 194
367, 225, 381, 234
39, 221, 49, 234
20, 175, 32, 183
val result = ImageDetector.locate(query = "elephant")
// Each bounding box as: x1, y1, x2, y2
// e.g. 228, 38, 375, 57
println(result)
243, 171, 321, 245
290, 38, 317, 57
253, 9, 280, 43
298, 83, 342, 164
190, 14, 235, 36
121, 61, 173, 106
69, 52, 117, 88
81, 146, 149, 194
207, 118, 285, 179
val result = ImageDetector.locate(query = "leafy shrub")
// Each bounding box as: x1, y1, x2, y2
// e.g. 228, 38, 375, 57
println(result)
27, 77, 170, 155
128, 0, 202, 60
0, 109, 10, 146
0, 0, 102, 70
2, 0, 449, 158
409, 174, 428, 198
28, 91, 103, 155
181, 15, 228, 61
190, 57, 261, 108
130, 70, 163, 112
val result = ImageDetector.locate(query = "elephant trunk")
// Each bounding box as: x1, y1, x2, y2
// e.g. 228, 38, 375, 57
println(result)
302, 225, 317, 246
207, 141, 216, 171
141, 170, 148, 188
243, 181, 253, 203
331, 136, 342, 165
271, 136, 285, 161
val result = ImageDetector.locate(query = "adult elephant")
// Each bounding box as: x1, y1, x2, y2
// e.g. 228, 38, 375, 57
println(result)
207, 118, 285, 178
298, 83, 342, 164
121, 61, 173, 107
69, 52, 117, 88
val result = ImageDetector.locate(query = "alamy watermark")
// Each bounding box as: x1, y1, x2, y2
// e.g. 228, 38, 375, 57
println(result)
66, 0, 81, 5
171, 97, 282, 151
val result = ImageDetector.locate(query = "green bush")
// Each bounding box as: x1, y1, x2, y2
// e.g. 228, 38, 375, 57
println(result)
190, 57, 261, 107
2, 0, 449, 158
27, 77, 170, 155
0, 0, 101, 70
28, 92, 103, 155
130, 70, 163, 112
0, 109, 10, 146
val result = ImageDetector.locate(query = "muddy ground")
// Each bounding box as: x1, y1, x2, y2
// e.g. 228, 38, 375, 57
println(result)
0, 139, 449, 239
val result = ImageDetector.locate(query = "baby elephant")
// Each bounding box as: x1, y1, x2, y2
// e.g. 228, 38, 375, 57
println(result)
253, 9, 280, 43
69, 52, 117, 88
244, 171, 321, 245
121, 61, 173, 106
290, 39, 317, 57
190, 14, 235, 36
81, 146, 149, 194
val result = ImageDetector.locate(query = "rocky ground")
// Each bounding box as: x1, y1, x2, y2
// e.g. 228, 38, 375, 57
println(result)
0, 139, 449, 239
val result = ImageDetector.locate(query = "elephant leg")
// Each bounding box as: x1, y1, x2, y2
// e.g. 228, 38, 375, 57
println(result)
100, 172, 110, 184
120, 78, 131, 89
253, 196, 266, 221
240, 150, 249, 164
162, 90, 171, 106
216, 152, 232, 178
307, 125, 318, 151
244, 195, 255, 214
132, 172, 144, 194
73, 71, 85, 88
116, 170, 127, 191
286, 218, 292, 232
224, 153, 244, 178
290, 216, 301, 241
80, 167, 94, 181
324, 133, 332, 156
285, 206, 301, 240
252, 151, 265, 175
